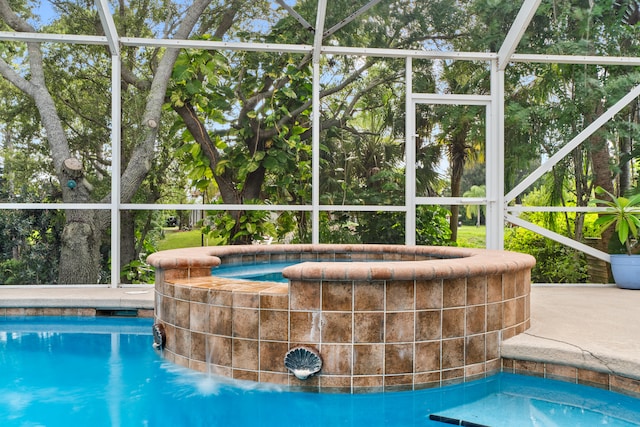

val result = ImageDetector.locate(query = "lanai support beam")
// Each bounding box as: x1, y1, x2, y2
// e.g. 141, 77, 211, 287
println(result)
96, 0, 121, 287
506, 82, 640, 203
311, 0, 328, 244
497, 0, 541, 70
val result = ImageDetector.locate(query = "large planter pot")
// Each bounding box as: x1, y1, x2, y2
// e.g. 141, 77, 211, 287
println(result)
610, 254, 640, 289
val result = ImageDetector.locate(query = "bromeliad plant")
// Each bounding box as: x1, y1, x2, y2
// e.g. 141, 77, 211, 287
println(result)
593, 186, 640, 255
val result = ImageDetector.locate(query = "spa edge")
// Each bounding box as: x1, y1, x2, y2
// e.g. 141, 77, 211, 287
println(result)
147, 244, 535, 393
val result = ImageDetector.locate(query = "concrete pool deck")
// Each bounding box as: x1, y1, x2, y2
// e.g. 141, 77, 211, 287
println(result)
0, 284, 638, 391
0, 286, 155, 316
501, 284, 640, 386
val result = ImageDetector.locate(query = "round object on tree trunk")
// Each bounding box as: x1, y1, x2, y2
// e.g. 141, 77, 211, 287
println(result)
63, 158, 83, 178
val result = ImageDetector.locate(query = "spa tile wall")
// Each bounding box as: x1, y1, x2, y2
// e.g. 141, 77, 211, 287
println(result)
155, 265, 531, 393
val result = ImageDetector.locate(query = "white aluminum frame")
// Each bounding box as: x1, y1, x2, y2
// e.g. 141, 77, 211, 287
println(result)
0, 0, 638, 285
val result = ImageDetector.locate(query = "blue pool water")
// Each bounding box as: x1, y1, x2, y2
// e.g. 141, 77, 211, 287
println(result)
212, 261, 298, 282
0, 316, 639, 427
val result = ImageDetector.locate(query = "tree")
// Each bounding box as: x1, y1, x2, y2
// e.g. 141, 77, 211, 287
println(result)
463, 185, 486, 226
167, 0, 466, 244
0, 0, 213, 283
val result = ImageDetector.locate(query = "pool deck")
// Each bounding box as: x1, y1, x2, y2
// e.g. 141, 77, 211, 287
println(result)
501, 284, 640, 382
0, 286, 154, 313
0, 284, 638, 382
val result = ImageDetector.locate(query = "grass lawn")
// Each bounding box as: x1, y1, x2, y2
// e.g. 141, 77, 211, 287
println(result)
157, 228, 203, 250
456, 225, 486, 248
157, 225, 488, 250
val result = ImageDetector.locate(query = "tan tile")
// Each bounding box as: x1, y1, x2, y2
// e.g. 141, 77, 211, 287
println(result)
442, 368, 464, 383
260, 341, 289, 373
189, 302, 208, 333
209, 364, 232, 378
577, 369, 609, 389
290, 280, 320, 310
610, 375, 640, 397
467, 276, 487, 305
514, 360, 544, 377
232, 308, 259, 339
260, 293, 289, 310
416, 310, 441, 341
466, 305, 486, 335
174, 327, 190, 359
233, 369, 258, 382
486, 358, 501, 374
259, 371, 290, 386
414, 372, 441, 389
352, 375, 383, 390
233, 291, 260, 308
260, 310, 289, 341
232, 338, 259, 370
503, 299, 516, 327
162, 296, 176, 325
189, 359, 207, 373
416, 279, 443, 309
322, 281, 353, 311
321, 344, 353, 375
319, 375, 352, 391
487, 275, 502, 303
385, 312, 414, 342
486, 331, 499, 360
163, 324, 175, 351
353, 344, 384, 375
384, 374, 413, 390
190, 287, 210, 303
442, 308, 465, 338
354, 281, 385, 311
415, 341, 440, 372
290, 311, 321, 343
190, 332, 206, 362
209, 289, 232, 306
503, 273, 516, 299
545, 363, 577, 382
354, 312, 384, 343
386, 280, 415, 311
502, 327, 516, 340
441, 338, 464, 369
385, 343, 413, 374
321, 312, 352, 343
487, 303, 503, 331
516, 296, 525, 324
174, 284, 190, 300
443, 278, 466, 308
501, 358, 515, 372
289, 373, 319, 390
209, 306, 232, 336
208, 335, 231, 365
465, 334, 485, 365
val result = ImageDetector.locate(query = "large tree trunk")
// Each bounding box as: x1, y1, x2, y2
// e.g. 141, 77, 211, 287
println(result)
587, 103, 616, 254
58, 210, 102, 284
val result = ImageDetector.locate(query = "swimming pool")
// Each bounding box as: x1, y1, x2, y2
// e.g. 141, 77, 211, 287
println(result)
0, 316, 639, 426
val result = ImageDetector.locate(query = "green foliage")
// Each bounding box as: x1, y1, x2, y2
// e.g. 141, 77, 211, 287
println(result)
416, 206, 453, 246
120, 260, 155, 284
505, 226, 588, 283
592, 186, 640, 254
0, 209, 63, 285
202, 202, 277, 245
319, 206, 451, 245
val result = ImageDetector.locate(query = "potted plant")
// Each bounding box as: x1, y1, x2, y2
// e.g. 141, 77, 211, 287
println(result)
593, 186, 640, 289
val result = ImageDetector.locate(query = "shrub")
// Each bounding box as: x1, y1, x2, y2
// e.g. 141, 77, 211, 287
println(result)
505, 226, 588, 283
